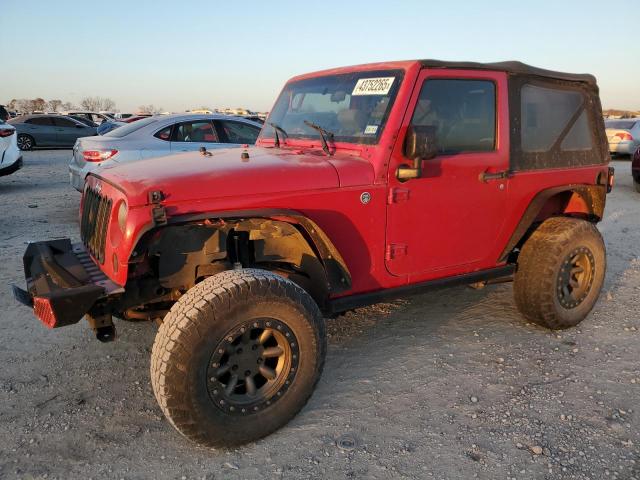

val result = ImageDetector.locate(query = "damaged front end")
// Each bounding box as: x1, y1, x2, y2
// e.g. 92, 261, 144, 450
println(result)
12, 239, 123, 341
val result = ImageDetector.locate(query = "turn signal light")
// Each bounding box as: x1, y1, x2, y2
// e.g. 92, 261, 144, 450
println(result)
83, 149, 118, 162
33, 296, 57, 328
0, 128, 15, 137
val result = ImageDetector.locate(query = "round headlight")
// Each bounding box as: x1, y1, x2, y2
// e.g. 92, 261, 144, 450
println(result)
117, 201, 128, 233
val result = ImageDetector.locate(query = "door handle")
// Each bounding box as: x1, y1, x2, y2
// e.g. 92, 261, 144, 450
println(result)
479, 169, 512, 183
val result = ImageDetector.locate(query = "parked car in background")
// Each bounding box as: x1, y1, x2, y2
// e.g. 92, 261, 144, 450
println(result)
605, 118, 640, 156
68, 113, 262, 191
0, 119, 22, 176
632, 146, 640, 192
8, 114, 97, 150
114, 113, 134, 120
120, 114, 153, 123
63, 111, 113, 125
68, 115, 98, 128
97, 120, 126, 135
237, 114, 265, 124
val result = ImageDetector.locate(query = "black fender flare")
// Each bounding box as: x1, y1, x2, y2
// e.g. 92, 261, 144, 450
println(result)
498, 184, 606, 263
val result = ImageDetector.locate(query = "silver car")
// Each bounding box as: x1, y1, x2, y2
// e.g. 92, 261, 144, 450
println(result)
605, 118, 640, 155
68, 114, 263, 191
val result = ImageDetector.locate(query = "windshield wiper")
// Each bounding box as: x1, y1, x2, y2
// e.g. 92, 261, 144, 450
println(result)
303, 120, 334, 156
268, 122, 288, 148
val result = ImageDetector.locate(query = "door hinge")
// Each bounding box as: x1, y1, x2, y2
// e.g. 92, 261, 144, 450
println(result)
385, 243, 408, 260
387, 187, 410, 204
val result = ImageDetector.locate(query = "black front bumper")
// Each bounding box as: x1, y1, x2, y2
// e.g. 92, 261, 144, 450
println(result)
12, 239, 122, 328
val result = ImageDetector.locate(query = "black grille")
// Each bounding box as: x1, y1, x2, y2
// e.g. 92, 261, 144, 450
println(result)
80, 187, 112, 264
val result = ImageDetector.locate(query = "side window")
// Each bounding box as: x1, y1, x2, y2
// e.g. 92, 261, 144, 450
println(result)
171, 121, 218, 142
216, 120, 261, 144
521, 85, 592, 152
154, 125, 172, 141
410, 79, 496, 153
27, 116, 53, 126
52, 117, 78, 128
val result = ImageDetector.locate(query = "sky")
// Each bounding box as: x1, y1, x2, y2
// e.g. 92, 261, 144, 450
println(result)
1, 0, 638, 113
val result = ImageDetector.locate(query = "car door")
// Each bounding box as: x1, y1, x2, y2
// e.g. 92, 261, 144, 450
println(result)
52, 116, 93, 146
214, 119, 261, 146
385, 69, 510, 278
24, 116, 57, 146
170, 120, 224, 152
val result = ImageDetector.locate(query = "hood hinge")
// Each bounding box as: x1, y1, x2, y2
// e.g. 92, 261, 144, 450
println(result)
148, 190, 167, 226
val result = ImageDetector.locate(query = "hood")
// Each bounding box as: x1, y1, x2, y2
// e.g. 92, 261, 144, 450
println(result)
94, 146, 374, 207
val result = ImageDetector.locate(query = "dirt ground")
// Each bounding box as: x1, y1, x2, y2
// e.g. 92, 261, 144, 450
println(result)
0, 150, 638, 480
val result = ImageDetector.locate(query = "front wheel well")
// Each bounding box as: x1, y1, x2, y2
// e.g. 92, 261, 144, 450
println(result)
132, 215, 351, 311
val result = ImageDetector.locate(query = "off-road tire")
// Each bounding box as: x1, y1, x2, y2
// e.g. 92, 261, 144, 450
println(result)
151, 268, 326, 447
17, 134, 34, 151
514, 217, 605, 329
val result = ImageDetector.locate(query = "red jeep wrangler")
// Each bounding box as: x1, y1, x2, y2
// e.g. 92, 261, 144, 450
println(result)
14, 60, 613, 447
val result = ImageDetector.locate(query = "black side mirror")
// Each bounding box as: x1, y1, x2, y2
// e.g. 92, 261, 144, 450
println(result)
398, 125, 438, 180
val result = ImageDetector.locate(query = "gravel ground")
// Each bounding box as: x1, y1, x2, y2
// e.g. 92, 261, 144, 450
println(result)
0, 150, 638, 480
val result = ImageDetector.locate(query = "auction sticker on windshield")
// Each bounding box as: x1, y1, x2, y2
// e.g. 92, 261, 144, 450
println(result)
352, 77, 395, 96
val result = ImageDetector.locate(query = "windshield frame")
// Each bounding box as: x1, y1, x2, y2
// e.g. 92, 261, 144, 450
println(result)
260, 69, 405, 146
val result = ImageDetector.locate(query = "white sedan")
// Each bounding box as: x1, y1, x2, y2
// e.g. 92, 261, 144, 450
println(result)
605, 118, 640, 156
0, 120, 22, 177
68, 113, 263, 191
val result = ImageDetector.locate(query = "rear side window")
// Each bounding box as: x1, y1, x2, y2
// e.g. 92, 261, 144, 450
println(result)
216, 120, 261, 144
154, 125, 172, 141
509, 78, 605, 171
521, 85, 592, 152
172, 121, 218, 142
410, 79, 496, 154
26, 116, 53, 126
104, 117, 158, 138
52, 117, 78, 127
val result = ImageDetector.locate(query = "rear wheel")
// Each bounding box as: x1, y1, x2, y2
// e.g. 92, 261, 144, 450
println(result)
17, 134, 34, 151
151, 268, 326, 447
514, 217, 605, 329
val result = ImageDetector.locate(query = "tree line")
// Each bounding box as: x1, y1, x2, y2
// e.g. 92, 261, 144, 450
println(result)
4, 96, 116, 113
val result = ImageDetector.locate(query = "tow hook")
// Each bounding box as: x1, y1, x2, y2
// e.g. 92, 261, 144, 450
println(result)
86, 313, 116, 342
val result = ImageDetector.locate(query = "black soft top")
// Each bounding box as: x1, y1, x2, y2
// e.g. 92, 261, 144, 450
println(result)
419, 60, 596, 85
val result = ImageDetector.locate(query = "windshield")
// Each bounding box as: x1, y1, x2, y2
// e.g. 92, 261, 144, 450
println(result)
261, 69, 404, 145
104, 116, 158, 138
605, 120, 636, 130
